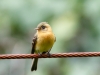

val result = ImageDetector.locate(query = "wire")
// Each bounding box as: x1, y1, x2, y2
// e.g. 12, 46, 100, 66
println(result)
0, 52, 100, 59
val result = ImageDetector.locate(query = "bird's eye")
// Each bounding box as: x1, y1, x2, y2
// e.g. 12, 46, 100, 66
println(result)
41, 26, 45, 29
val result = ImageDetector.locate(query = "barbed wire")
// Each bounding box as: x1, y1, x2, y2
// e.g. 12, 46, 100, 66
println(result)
0, 52, 100, 59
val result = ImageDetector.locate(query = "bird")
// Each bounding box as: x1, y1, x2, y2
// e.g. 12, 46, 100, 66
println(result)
31, 22, 56, 71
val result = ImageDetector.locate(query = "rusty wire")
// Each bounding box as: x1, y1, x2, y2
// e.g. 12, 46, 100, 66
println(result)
0, 52, 100, 59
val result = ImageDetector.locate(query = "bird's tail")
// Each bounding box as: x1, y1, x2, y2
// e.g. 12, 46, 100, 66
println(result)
31, 58, 38, 71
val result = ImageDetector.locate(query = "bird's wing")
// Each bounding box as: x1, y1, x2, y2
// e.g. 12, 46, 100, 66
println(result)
54, 34, 56, 42
31, 33, 37, 54
55, 36, 56, 42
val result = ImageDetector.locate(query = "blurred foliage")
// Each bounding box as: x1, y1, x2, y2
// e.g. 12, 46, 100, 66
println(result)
0, 0, 100, 75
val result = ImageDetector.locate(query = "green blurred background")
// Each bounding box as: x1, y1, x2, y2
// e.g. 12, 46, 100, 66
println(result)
0, 0, 100, 75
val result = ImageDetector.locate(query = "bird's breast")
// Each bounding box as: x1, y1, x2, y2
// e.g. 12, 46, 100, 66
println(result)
35, 32, 55, 52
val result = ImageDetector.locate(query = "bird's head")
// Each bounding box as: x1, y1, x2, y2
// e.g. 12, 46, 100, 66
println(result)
35, 22, 52, 32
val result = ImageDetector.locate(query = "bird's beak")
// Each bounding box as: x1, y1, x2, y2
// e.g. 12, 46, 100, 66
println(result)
35, 28, 39, 30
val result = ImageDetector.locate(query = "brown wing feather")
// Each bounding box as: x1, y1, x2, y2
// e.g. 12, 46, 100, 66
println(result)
31, 33, 37, 54
31, 33, 38, 71
55, 37, 56, 42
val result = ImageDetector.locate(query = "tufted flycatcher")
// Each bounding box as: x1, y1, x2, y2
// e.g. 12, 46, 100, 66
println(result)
31, 22, 56, 71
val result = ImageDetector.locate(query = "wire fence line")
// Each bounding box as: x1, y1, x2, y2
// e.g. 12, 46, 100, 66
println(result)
0, 52, 100, 59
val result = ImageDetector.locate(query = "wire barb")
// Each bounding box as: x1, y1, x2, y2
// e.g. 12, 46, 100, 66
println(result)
0, 52, 100, 59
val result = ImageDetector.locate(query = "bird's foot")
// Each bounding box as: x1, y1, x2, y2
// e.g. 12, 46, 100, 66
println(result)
47, 52, 51, 57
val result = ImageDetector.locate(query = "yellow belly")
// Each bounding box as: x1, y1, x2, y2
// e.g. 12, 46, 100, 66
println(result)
35, 32, 55, 53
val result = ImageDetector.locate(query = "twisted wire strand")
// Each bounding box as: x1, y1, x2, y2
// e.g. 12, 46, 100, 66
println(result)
0, 52, 100, 59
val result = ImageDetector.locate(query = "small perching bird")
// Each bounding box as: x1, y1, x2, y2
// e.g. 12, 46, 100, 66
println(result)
31, 22, 56, 71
